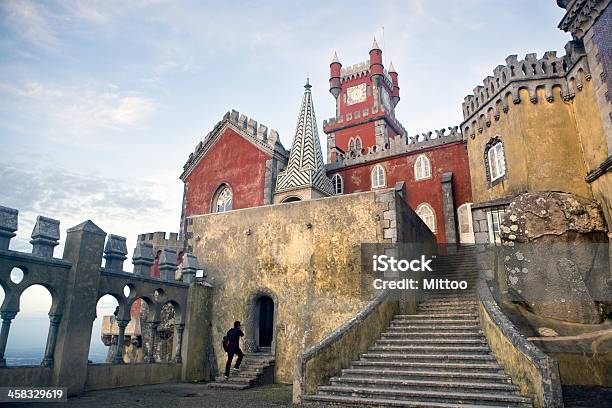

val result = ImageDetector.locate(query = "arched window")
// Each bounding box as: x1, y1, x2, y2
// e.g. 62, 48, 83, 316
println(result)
414, 155, 431, 180
332, 174, 343, 195
457, 203, 475, 244
371, 164, 386, 189
354, 137, 362, 152
416, 203, 436, 233
485, 137, 506, 185
213, 184, 232, 213
348, 138, 355, 151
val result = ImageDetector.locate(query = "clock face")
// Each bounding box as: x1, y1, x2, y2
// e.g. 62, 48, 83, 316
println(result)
382, 89, 391, 111
346, 83, 367, 105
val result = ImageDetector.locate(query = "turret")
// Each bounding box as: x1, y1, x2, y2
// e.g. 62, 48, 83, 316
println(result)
389, 61, 400, 107
369, 38, 383, 81
329, 51, 342, 99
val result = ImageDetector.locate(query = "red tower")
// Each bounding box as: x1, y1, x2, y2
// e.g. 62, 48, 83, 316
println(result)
323, 38, 404, 162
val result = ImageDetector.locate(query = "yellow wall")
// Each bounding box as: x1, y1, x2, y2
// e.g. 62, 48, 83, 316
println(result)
467, 77, 608, 206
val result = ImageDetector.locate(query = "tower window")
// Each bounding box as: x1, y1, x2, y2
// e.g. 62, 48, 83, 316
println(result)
485, 136, 507, 186
414, 154, 431, 180
371, 164, 386, 189
416, 203, 436, 233
332, 174, 343, 195
213, 184, 233, 213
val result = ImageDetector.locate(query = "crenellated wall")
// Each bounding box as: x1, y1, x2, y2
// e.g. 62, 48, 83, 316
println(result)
461, 41, 607, 207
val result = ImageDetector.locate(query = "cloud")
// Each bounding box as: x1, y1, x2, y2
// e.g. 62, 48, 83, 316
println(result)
1, 1, 58, 50
0, 81, 156, 135
0, 159, 181, 266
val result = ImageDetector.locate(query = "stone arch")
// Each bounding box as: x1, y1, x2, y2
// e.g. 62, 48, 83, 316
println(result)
281, 196, 301, 203
211, 182, 233, 213
244, 288, 278, 354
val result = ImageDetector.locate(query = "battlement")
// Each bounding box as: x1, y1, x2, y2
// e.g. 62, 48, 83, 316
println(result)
461, 40, 590, 126
181, 109, 288, 180
339, 58, 393, 85
326, 126, 462, 171
137, 231, 184, 254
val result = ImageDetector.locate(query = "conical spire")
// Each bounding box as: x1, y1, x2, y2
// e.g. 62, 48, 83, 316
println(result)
371, 37, 381, 51
274, 80, 334, 197
331, 51, 340, 64
388, 61, 397, 73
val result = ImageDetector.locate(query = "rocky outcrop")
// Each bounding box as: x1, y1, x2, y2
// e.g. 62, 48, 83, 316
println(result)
499, 192, 609, 324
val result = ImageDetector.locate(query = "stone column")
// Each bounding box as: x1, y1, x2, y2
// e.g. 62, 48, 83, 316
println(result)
53, 220, 106, 396
0, 206, 18, 250
133, 242, 154, 276
158, 249, 178, 282
112, 319, 129, 364
103, 234, 128, 271
0, 311, 17, 367
144, 321, 159, 363
181, 283, 214, 382
30, 216, 60, 258
441, 172, 457, 244
41, 314, 62, 367
174, 324, 185, 363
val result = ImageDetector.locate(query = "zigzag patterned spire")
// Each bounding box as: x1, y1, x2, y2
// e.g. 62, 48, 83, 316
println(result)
275, 79, 334, 195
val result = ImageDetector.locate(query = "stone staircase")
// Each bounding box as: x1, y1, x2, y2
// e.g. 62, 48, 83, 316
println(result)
302, 250, 533, 407
208, 352, 275, 390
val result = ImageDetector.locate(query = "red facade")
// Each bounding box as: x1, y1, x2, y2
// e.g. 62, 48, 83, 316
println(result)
183, 127, 271, 217
326, 141, 472, 242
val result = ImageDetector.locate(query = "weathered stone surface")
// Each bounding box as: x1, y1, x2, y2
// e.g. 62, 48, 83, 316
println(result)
499, 192, 609, 324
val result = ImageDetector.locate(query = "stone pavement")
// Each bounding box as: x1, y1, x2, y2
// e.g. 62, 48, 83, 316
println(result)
3, 383, 611, 407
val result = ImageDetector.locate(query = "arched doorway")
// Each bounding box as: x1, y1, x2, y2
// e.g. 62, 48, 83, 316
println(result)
256, 296, 274, 349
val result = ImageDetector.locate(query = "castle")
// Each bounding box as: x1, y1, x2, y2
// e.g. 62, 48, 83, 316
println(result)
0, 1, 611, 407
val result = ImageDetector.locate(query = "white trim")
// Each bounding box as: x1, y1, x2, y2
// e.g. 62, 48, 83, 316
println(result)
371, 164, 386, 189
414, 154, 432, 180
416, 203, 436, 233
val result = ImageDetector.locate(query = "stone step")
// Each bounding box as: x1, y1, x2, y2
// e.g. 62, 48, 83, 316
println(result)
340, 368, 510, 381
351, 361, 503, 371
376, 338, 488, 346
394, 313, 478, 319
303, 394, 528, 408
386, 324, 482, 331
360, 353, 497, 363
207, 382, 251, 390
380, 331, 484, 338
329, 376, 520, 392
391, 319, 480, 326
316, 385, 532, 406
368, 345, 491, 354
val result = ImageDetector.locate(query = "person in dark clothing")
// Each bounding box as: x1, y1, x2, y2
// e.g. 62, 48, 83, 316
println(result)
224, 320, 244, 379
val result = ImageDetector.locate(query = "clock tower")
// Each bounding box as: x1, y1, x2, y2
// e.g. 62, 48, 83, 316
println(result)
323, 39, 404, 163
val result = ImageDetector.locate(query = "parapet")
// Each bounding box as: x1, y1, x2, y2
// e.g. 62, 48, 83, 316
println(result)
137, 231, 184, 254
340, 59, 393, 85
180, 109, 289, 180
461, 40, 591, 137
326, 126, 463, 171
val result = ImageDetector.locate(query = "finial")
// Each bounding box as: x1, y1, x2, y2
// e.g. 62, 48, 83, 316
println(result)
371, 37, 381, 51
332, 51, 340, 64
304, 77, 312, 90
388, 61, 396, 73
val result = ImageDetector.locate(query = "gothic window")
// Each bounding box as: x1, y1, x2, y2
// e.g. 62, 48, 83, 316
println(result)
457, 203, 475, 244
371, 164, 386, 189
414, 154, 431, 180
332, 174, 343, 195
484, 136, 507, 186
348, 138, 355, 151
213, 184, 232, 213
354, 137, 362, 152
416, 203, 436, 233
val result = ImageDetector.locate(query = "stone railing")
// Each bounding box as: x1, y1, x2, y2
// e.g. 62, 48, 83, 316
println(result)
292, 290, 399, 403
326, 126, 462, 171
477, 280, 563, 408
0, 205, 212, 395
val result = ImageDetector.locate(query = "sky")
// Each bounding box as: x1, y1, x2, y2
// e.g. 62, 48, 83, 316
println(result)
0, 0, 570, 355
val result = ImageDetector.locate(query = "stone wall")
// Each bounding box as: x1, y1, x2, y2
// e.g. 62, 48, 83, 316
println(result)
185, 187, 428, 383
